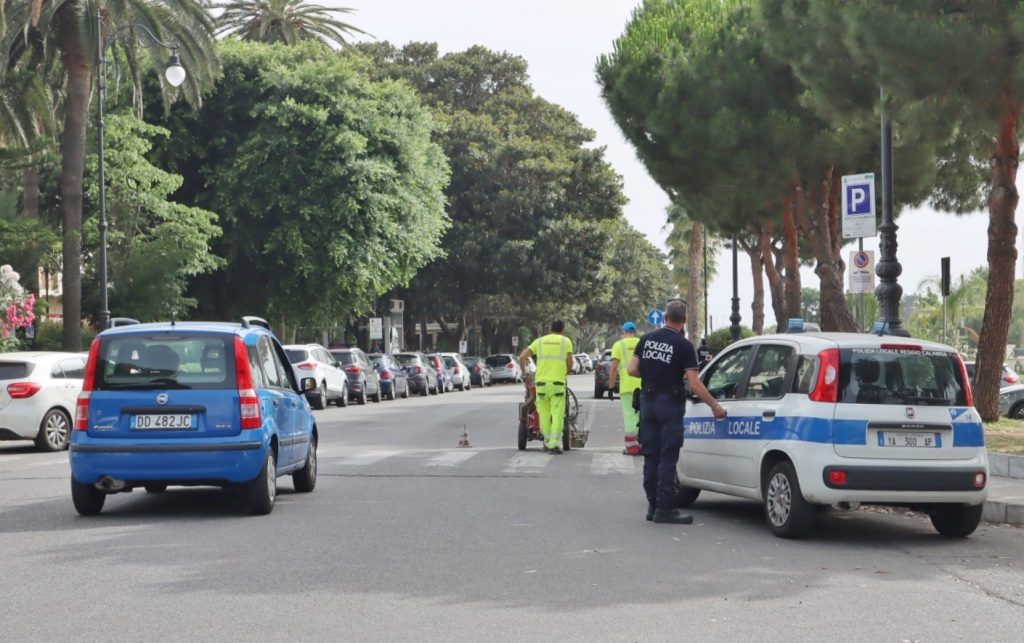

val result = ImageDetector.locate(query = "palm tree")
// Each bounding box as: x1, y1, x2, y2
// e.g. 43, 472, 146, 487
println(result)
4, 0, 218, 349
215, 0, 367, 48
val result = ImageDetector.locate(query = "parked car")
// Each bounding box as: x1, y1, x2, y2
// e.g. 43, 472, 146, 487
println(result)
999, 384, 1024, 418
486, 354, 522, 383
0, 352, 86, 451
426, 354, 453, 392
575, 353, 594, 373
593, 349, 616, 399
369, 353, 410, 401
394, 352, 440, 396
69, 318, 318, 516
439, 353, 472, 391
329, 348, 382, 404
284, 343, 348, 409
964, 361, 1020, 388
569, 355, 582, 375
680, 332, 986, 538
463, 356, 492, 387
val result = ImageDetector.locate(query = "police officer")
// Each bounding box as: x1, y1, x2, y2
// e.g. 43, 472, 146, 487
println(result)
627, 299, 726, 524
607, 321, 642, 455
519, 320, 575, 454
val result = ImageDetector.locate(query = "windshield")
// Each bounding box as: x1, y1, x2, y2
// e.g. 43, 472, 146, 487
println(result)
95, 334, 235, 390
0, 361, 33, 380
284, 349, 309, 364
395, 354, 419, 367
839, 348, 968, 406
485, 355, 510, 367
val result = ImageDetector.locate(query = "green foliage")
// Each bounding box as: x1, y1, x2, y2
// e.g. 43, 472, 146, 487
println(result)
152, 40, 451, 327
82, 114, 222, 322
0, 196, 58, 290
907, 268, 987, 355
707, 325, 754, 355
30, 320, 97, 352
215, 0, 367, 48
585, 220, 673, 326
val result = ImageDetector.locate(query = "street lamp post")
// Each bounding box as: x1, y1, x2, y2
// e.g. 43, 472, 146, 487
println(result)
729, 234, 742, 341
96, 11, 186, 329
874, 86, 909, 336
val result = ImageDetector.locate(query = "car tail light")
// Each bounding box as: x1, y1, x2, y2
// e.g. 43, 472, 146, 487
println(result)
76, 338, 102, 430
345, 365, 361, 375
414, 366, 423, 374
809, 348, 840, 403
6, 382, 41, 398
974, 472, 986, 488
1004, 372, 1019, 384
380, 369, 391, 380
453, 365, 461, 374
296, 361, 317, 371
234, 336, 261, 430
955, 354, 974, 406
827, 470, 847, 486
473, 365, 481, 372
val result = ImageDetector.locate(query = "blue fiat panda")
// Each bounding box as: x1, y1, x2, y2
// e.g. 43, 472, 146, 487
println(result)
69, 317, 318, 515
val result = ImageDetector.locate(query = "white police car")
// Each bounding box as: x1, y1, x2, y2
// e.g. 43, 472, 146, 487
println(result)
678, 332, 987, 538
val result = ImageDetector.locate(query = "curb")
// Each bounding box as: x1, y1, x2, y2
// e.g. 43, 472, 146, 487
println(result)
983, 472, 1024, 526
988, 452, 1024, 479
983, 499, 1024, 526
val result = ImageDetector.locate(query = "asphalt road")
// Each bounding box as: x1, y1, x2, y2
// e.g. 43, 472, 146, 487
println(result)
2, 374, 1023, 641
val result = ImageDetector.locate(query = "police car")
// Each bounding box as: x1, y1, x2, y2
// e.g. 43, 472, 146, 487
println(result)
678, 330, 987, 539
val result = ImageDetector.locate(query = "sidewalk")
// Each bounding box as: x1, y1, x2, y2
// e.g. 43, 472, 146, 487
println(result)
985, 452, 1024, 526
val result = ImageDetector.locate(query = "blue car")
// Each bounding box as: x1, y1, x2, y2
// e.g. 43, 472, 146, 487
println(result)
369, 353, 410, 400
69, 317, 318, 516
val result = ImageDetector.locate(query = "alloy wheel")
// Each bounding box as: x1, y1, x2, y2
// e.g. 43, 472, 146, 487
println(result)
766, 472, 792, 527
45, 412, 70, 449
266, 453, 277, 504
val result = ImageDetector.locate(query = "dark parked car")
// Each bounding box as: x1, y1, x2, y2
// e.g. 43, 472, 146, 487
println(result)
965, 361, 1020, 388
329, 348, 382, 404
369, 353, 410, 400
463, 356, 492, 387
394, 352, 440, 396
593, 349, 617, 399
999, 384, 1024, 418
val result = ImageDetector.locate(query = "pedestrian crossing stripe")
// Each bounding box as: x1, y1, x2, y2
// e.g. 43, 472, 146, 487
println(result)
316, 447, 640, 476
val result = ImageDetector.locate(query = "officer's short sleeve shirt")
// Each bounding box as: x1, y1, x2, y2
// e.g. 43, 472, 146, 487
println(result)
633, 327, 699, 392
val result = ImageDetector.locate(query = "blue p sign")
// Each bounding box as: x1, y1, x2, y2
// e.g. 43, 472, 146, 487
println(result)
846, 184, 871, 215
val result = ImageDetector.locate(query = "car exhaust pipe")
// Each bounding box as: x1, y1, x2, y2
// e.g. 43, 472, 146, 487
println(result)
95, 476, 126, 492
833, 501, 861, 511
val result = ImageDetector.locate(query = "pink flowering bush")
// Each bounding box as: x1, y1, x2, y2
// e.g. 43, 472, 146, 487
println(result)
1, 265, 36, 351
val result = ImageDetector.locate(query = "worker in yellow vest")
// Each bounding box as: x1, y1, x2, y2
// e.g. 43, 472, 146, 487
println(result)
519, 320, 575, 453
608, 321, 642, 455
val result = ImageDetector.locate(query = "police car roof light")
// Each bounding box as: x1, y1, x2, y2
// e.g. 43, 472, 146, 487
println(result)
809, 348, 840, 403
787, 318, 805, 333
955, 353, 975, 406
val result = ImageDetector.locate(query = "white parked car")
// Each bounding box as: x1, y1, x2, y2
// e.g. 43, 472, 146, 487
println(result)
485, 354, 522, 383
283, 344, 348, 409
0, 352, 86, 451
679, 332, 987, 539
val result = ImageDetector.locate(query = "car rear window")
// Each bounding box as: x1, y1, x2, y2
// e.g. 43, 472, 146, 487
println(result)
485, 355, 509, 367
0, 361, 32, 380
95, 334, 236, 390
839, 348, 968, 406
284, 349, 309, 364
394, 354, 419, 367
464, 357, 479, 367
332, 351, 355, 365
442, 356, 458, 368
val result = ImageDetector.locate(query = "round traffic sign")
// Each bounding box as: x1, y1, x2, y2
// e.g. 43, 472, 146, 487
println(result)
853, 251, 870, 269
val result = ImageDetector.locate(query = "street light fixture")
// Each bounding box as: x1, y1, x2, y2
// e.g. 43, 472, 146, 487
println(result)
95, 12, 186, 329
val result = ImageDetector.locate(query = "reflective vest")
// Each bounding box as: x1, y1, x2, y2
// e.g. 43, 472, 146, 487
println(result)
529, 333, 573, 383
612, 336, 641, 394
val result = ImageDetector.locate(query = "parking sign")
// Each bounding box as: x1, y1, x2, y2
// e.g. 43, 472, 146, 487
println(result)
841, 173, 877, 239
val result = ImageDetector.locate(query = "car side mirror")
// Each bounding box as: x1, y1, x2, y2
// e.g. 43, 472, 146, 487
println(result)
300, 377, 317, 392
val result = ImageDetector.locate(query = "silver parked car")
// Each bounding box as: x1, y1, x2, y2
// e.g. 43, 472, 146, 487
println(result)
485, 354, 522, 383
999, 384, 1024, 419
439, 353, 472, 391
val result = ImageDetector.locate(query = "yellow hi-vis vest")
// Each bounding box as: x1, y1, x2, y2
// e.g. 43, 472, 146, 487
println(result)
529, 333, 574, 383
611, 336, 641, 394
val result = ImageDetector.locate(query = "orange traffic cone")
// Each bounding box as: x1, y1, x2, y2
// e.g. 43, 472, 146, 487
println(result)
457, 426, 471, 448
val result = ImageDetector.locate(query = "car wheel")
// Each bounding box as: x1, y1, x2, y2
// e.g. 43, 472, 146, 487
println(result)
311, 382, 327, 410
247, 449, 277, 515
401, 384, 410, 399
71, 478, 105, 516
36, 408, 71, 452
387, 385, 397, 401
357, 384, 367, 405
673, 474, 701, 508
763, 461, 815, 538
517, 420, 528, 450
293, 436, 317, 493
929, 504, 983, 538
337, 384, 349, 407
1012, 402, 1024, 419
145, 484, 168, 494
371, 382, 382, 403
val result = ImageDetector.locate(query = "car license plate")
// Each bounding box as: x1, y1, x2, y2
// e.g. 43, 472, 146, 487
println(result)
132, 414, 195, 430
878, 431, 941, 448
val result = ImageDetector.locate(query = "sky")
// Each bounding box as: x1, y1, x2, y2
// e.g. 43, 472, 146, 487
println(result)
341, 0, 1021, 332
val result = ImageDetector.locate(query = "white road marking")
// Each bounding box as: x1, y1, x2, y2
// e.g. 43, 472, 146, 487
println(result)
333, 450, 402, 466
502, 452, 553, 473
424, 451, 479, 468
589, 452, 635, 476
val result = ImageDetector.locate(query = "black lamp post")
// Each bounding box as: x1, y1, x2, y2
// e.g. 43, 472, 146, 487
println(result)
96, 11, 186, 329
874, 87, 909, 336
729, 234, 742, 341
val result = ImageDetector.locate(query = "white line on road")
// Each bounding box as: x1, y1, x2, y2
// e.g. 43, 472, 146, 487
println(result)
589, 452, 636, 476
502, 452, 553, 473
424, 451, 479, 468
332, 450, 403, 466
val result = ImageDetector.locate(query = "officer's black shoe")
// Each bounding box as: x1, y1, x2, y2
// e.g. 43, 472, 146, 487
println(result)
551, 447, 563, 454
646, 504, 655, 521
652, 509, 693, 524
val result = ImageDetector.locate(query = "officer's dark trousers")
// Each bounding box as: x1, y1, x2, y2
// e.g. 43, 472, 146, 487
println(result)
638, 393, 684, 510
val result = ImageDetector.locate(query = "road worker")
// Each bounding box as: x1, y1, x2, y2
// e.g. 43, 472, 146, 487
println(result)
519, 320, 575, 453
607, 321, 642, 455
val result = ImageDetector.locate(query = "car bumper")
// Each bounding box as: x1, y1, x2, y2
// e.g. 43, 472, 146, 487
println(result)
490, 371, 517, 381
69, 433, 269, 485
0, 403, 47, 440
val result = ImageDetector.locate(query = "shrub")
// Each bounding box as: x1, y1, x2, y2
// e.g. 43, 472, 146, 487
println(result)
707, 326, 755, 354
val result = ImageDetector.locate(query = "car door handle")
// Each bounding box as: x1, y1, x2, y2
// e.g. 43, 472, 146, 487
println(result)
762, 409, 777, 419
